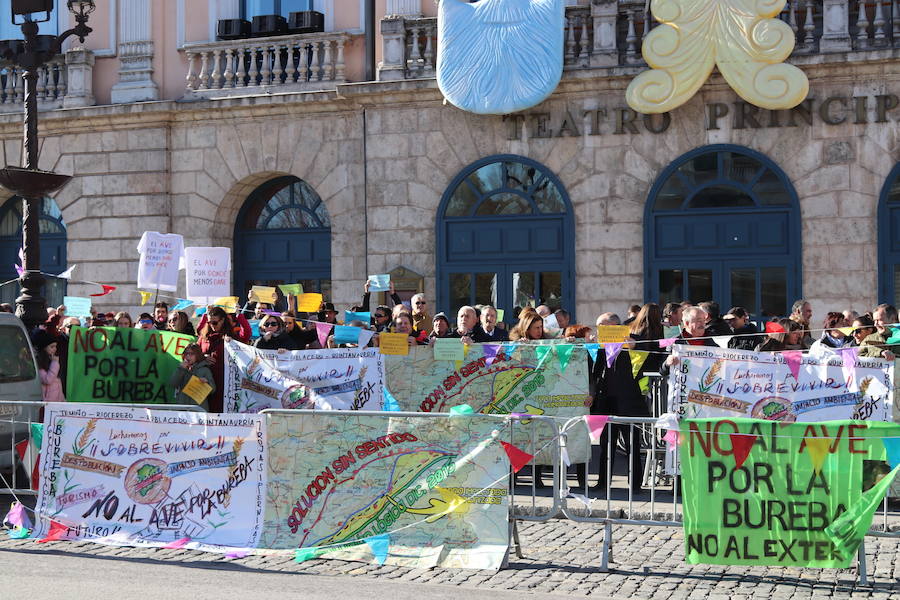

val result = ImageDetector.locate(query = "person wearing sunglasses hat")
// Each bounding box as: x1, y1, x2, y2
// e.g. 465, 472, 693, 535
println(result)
254, 315, 299, 351
318, 301, 341, 325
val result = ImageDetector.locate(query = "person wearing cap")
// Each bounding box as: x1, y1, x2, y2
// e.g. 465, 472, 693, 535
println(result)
429, 313, 452, 340
33, 330, 65, 402
724, 307, 761, 351
319, 302, 340, 325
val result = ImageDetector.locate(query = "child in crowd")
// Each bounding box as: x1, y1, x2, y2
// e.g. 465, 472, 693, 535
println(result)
33, 331, 64, 402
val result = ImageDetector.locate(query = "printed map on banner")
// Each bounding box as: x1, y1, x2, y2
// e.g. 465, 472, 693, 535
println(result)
262, 413, 510, 569
385, 343, 591, 463
67, 327, 195, 404
32, 404, 267, 551
668, 346, 893, 422
224, 340, 384, 413
681, 418, 900, 568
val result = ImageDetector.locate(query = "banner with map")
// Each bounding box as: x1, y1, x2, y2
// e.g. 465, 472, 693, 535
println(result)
32, 404, 267, 551
384, 343, 591, 463
260, 412, 511, 569
681, 418, 900, 568
668, 346, 893, 422
224, 341, 384, 413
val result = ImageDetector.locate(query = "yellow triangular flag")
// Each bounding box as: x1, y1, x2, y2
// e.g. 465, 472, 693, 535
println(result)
139, 291, 152, 306
838, 327, 855, 336
804, 438, 831, 474
630, 350, 649, 378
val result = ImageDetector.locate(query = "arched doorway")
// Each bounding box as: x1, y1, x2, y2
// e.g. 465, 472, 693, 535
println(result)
0, 197, 67, 307
233, 175, 331, 302
645, 145, 801, 318
878, 163, 900, 304
436, 155, 575, 320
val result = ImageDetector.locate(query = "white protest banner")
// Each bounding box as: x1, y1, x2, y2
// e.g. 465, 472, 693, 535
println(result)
667, 345, 894, 422
137, 232, 184, 292
33, 404, 267, 551
224, 340, 385, 413
184, 247, 231, 303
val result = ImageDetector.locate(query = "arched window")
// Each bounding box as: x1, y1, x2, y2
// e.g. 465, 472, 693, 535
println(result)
0, 196, 67, 307
436, 155, 574, 320
878, 163, 900, 304
645, 145, 801, 318
233, 176, 331, 303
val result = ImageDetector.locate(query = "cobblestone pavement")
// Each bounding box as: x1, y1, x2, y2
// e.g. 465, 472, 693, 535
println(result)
2, 517, 898, 598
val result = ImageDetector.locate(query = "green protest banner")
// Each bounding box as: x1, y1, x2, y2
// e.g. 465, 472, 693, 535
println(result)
681, 418, 900, 568
66, 326, 195, 404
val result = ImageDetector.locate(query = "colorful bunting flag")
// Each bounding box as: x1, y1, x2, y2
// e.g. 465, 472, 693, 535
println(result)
194, 306, 207, 317
605, 342, 623, 368
163, 537, 191, 549
89, 284, 116, 297
225, 550, 249, 559
58, 265, 76, 279
315, 322, 333, 348
556, 344, 575, 372
883, 438, 900, 469
3, 502, 31, 531
294, 547, 320, 563
658, 337, 677, 348
7, 527, 29, 539
365, 533, 390, 565
358, 329, 376, 348
584, 415, 609, 443
172, 298, 193, 311
825, 464, 900, 561
663, 429, 679, 452
500, 441, 534, 473
804, 438, 831, 475
729, 433, 757, 469
765, 321, 785, 333
837, 326, 855, 336
630, 350, 649, 378
36, 520, 69, 543
712, 336, 732, 348
534, 344, 553, 367
139, 291, 152, 306
383, 387, 400, 412
584, 343, 599, 362
449, 404, 474, 416
13, 264, 23, 277
483, 344, 500, 366
782, 350, 803, 381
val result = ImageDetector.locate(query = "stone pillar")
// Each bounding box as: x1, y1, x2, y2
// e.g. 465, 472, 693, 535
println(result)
820, 0, 852, 52
386, 0, 421, 16
591, 0, 619, 67
62, 48, 95, 108
111, 0, 159, 103
377, 16, 407, 81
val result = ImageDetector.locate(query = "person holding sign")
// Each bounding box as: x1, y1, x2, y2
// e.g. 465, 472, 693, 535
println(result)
392, 312, 429, 346
197, 307, 232, 413
253, 315, 299, 351
168, 343, 215, 410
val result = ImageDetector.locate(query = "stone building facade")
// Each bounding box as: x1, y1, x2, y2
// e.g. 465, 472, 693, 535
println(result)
0, 1, 898, 324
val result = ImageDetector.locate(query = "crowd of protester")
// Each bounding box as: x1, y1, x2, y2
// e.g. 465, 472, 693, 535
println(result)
5, 288, 900, 491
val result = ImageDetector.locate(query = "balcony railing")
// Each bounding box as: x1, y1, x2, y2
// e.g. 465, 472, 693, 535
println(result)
379, 0, 900, 81
183, 31, 353, 98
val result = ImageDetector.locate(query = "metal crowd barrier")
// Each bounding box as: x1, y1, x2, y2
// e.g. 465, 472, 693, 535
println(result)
0, 400, 204, 497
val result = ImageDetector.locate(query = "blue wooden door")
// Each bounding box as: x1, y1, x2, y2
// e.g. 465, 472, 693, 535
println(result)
436, 156, 575, 322
878, 163, 900, 304
0, 197, 67, 307
646, 146, 801, 318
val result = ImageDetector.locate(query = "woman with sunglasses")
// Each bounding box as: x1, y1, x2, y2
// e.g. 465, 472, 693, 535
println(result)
197, 306, 231, 413
254, 315, 299, 351
166, 310, 196, 336
361, 279, 403, 327
850, 315, 876, 347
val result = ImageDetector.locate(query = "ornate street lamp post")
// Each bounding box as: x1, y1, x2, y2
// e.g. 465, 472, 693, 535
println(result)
0, 0, 94, 330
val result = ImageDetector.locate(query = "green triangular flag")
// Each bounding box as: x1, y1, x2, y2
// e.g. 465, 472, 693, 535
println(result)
885, 327, 900, 345
825, 464, 900, 562
555, 344, 575, 372
295, 547, 321, 563
534, 345, 553, 368
30, 423, 43, 451
449, 404, 474, 416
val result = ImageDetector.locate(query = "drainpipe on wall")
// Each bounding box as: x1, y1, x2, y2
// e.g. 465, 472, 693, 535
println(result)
365, 0, 376, 81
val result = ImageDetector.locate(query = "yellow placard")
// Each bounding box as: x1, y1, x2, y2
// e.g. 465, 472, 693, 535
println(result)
379, 332, 410, 356
596, 325, 630, 345
213, 296, 239, 313
182, 375, 213, 405
297, 293, 324, 313
250, 285, 278, 304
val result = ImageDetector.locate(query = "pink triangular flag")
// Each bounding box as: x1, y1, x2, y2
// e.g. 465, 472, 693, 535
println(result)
226, 550, 249, 559
483, 344, 500, 366
357, 329, 375, 348
663, 429, 680, 452
605, 342, 623, 368
315, 322, 333, 347
500, 441, 534, 473
13, 264, 23, 277
782, 350, 803, 381
837, 347, 859, 384
658, 337, 677, 348
36, 520, 69, 543
164, 537, 191, 549
3, 502, 30, 530
584, 415, 609, 443
729, 433, 757, 469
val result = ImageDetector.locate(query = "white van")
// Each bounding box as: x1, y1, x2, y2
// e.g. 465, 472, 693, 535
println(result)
0, 312, 42, 485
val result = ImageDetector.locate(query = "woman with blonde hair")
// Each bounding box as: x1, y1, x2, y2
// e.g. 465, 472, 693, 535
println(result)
113, 311, 133, 328
510, 310, 546, 341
